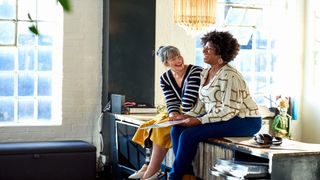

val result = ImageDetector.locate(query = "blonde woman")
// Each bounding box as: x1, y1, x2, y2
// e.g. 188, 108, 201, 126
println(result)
129, 46, 202, 180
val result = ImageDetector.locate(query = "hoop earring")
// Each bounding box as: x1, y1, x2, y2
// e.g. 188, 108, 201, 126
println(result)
218, 57, 224, 64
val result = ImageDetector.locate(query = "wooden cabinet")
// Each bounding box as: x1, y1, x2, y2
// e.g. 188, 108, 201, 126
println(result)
195, 138, 320, 180
113, 113, 170, 179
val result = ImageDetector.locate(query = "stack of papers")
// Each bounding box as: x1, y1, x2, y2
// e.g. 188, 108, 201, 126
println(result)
127, 107, 158, 114
141, 119, 187, 129
210, 159, 270, 179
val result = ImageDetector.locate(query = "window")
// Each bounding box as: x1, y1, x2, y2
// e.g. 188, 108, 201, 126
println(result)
195, 0, 296, 107
0, 0, 63, 126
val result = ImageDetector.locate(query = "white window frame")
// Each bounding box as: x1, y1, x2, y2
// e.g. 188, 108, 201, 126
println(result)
0, 0, 63, 126
195, 0, 298, 108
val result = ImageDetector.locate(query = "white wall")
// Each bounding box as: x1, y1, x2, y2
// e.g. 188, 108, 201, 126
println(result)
280, 0, 305, 141
0, 0, 103, 149
301, 0, 320, 143
155, 0, 196, 106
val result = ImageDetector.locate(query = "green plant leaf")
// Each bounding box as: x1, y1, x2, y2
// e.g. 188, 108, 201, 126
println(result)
58, 0, 71, 12
29, 0, 72, 35
29, 25, 39, 35
27, 13, 33, 21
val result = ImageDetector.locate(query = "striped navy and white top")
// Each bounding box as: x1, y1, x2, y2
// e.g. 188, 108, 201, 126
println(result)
160, 65, 203, 114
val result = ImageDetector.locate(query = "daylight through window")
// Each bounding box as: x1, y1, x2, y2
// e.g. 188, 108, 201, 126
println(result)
195, 0, 296, 107
0, 0, 63, 126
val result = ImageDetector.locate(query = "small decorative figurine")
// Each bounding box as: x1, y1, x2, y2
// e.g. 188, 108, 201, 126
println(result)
272, 97, 292, 139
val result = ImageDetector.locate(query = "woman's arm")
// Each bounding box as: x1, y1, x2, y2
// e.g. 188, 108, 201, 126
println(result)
185, 98, 206, 117
160, 73, 181, 114
181, 66, 203, 113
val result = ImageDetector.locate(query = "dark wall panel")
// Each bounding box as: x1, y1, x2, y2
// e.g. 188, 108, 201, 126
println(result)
108, 0, 155, 106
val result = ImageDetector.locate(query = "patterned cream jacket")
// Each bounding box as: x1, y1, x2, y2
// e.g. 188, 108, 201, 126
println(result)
186, 64, 260, 124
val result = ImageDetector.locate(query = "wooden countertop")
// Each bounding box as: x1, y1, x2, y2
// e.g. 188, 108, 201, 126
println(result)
207, 137, 320, 159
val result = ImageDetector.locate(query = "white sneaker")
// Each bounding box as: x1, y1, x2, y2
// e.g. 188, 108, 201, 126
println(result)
128, 164, 148, 179
143, 170, 164, 180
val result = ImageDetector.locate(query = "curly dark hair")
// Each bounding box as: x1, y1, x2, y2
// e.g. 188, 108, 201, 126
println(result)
201, 30, 240, 63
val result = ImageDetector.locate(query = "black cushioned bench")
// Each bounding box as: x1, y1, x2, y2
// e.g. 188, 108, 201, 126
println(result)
0, 140, 96, 180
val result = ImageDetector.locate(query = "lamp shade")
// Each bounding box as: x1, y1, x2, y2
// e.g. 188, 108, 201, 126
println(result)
174, 0, 217, 33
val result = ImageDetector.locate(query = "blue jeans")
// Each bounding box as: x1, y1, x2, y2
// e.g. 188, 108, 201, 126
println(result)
169, 116, 262, 180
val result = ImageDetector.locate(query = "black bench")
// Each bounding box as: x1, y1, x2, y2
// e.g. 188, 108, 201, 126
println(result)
0, 140, 96, 180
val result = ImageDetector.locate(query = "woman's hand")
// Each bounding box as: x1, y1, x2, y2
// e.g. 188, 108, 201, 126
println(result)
181, 117, 202, 127
169, 114, 202, 127
169, 114, 191, 121
169, 112, 180, 118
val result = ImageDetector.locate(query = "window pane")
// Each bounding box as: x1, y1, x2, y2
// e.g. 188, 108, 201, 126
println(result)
195, 49, 204, 66
228, 27, 253, 48
0, 74, 14, 96
38, 22, 55, 46
0, 99, 14, 122
240, 59, 252, 72
269, 76, 275, 87
18, 72, 34, 96
225, 7, 245, 26
38, 47, 52, 71
240, 35, 252, 49
255, 52, 267, 72
39, 35, 53, 46
38, 99, 51, 120
242, 8, 262, 27
38, 74, 52, 96
237, 53, 252, 72
17, 0, 36, 20
0, 0, 16, 19
254, 95, 266, 105
18, 99, 34, 120
0, 0, 62, 125
271, 53, 278, 72
18, 47, 35, 70
256, 31, 268, 49
244, 75, 252, 84
195, 36, 203, 48
0, 48, 15, 70
17, 22, 36, 45
0, 21, 16, 45
38, 0, 61, 21
255, 75, 267, 94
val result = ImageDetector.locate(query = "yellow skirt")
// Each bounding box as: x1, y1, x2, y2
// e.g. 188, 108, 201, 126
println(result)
131, 112, 172, 148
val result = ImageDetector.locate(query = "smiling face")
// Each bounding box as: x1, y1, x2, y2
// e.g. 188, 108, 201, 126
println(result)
165, 54, 185, 72
156, 46, 186, 73
202, 42, 220, 66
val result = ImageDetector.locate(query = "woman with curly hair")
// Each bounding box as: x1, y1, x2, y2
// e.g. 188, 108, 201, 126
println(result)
168, 31, 262, 180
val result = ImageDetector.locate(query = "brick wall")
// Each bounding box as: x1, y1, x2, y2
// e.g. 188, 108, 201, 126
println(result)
0, 0, 103, 149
